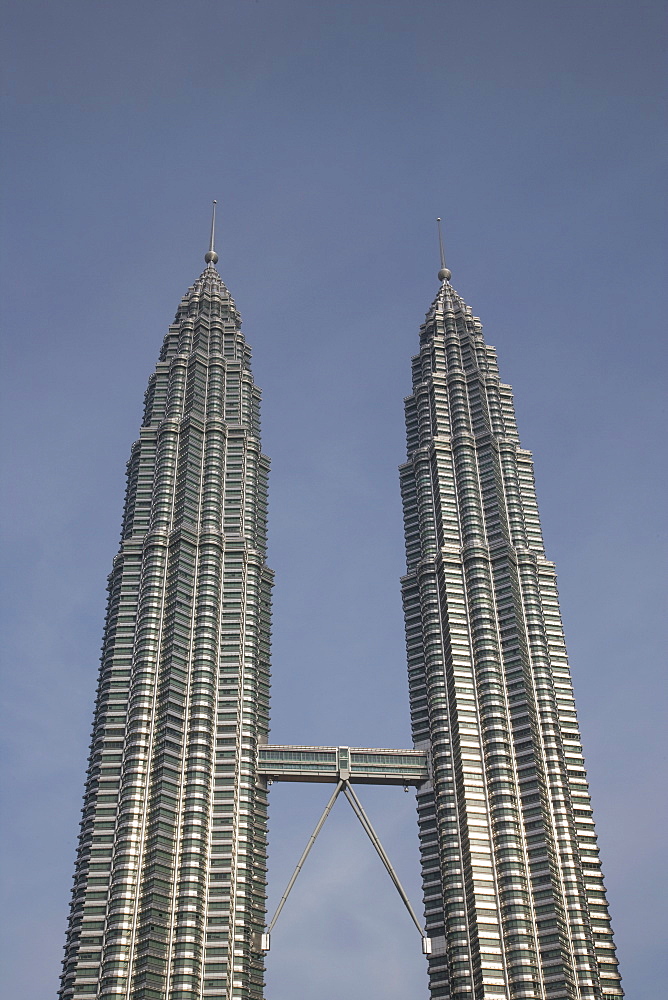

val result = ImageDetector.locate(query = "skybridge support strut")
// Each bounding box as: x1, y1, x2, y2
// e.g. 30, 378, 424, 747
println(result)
343, 781, 430, 952
263, 779, 345, 949
258, 779, 431, 956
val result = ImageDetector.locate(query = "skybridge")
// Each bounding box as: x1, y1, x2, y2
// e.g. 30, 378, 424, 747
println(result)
257, 744, 430, 786
255, 744, 432, 956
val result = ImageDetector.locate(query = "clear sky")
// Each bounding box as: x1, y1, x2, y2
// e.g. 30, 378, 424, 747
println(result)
1, 1, 666, 997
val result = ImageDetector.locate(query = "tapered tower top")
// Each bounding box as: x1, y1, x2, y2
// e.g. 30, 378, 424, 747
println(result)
436, 217, 451, 283
204, 199, 218, 266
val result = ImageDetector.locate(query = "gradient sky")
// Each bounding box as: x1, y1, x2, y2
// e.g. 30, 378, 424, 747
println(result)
1, 1, 666, 997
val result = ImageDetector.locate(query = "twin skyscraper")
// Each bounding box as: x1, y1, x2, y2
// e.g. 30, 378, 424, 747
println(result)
59, 216, 622, 1000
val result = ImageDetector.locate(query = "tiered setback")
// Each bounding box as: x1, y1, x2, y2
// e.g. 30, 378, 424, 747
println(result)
60, 264, 273, 1000
400, 276, 622, 1000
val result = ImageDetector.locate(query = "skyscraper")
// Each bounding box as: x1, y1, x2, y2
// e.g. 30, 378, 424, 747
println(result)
60, 223, 273, 1000
399, 242, 622, 998
59, 218, 622, 1000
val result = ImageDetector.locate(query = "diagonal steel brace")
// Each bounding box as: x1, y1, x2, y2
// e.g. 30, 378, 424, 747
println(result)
260, 779, 431, 955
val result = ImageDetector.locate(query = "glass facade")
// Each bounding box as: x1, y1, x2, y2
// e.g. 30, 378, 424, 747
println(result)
59, 260, 272, 1000
400, 270, 623, 999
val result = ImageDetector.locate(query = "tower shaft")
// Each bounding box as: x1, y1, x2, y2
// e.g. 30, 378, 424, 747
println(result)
401, 276, 622, 999
60, 263, 272, 1000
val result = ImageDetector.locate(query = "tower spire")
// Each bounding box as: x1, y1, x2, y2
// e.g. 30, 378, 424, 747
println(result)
436, 217, 451, 283
205, 200, 218, 265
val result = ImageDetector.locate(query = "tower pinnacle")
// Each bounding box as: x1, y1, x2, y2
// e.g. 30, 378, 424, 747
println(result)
204, 199, 219, 265
436, 217, 451, 283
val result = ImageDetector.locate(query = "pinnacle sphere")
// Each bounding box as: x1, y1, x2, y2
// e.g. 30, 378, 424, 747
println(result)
205, 250, 219, 264
438, 267, 451, 282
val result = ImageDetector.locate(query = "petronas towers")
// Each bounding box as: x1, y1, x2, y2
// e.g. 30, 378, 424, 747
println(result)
59, 224, 622, 1000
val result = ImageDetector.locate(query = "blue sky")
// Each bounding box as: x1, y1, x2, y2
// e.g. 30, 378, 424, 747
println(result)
1, 1, 666, 997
